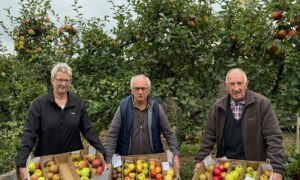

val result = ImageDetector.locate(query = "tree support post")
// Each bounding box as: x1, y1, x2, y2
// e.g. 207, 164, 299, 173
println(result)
297, 113, 300, 154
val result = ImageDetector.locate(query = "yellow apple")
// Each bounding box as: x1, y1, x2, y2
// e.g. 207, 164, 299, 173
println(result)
166, 168, 174, 177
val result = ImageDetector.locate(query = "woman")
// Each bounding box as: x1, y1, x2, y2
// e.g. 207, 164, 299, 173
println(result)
16, 63, 106, 179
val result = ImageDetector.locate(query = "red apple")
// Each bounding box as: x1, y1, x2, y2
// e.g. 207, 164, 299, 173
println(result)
156, 174, 163, 180
218, 164, 225, 172
213, 167, 221, 176
277, 29, 287, 39
92, 158, 102, 168
272, 11, 282, 20
288, 29, 297, 36
96, 166, 104, 175
150, 170, 157, 179
213, 176, 221, 180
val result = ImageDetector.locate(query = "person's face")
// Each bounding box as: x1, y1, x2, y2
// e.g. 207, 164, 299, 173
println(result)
51, 71, 72, 95
131, 77, 150, 104
225, 71, 248, 102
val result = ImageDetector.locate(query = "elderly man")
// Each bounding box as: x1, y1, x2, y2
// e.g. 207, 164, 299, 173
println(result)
105, 74, 180, 169
195, 68, 285, 180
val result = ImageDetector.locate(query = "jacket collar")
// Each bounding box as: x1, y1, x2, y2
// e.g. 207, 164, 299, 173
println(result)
47, 90, 76, 108
217, 90, 255, 112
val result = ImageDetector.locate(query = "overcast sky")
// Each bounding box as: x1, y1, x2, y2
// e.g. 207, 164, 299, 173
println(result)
0, 0, 128, 53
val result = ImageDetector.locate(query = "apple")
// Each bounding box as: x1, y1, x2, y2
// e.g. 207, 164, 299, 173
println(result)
128, 163, 135, 171
92, 158, 102, 168
37, 177, 45, 180
246, 166, 254, 173
79, 160, 89, 168
28, 29, 35, 36
288, 29, 297, 36
166, 168, 174, 177
156, 174, 163, 180
116, 166, 122, 172
136, 164, 143, 173
52, 174, 61, 180
123, 168, 130, 177
277, 29, 287, 39
35, 163, 41, 170
46, 172, 53, 179
223, 162, 230, 170
263, 169, 271, 177
137, 173, 146, 180
220, 172, 226, 179
129, 172, 135, 179
80, 167, 90, 177
164, 174, 173, 180
81, 177, 89, 180
49, 164, 59, 173
230, 171, 239, 180
213, 176, 221, 180
150, 170, 157, 179
30, 174, 38, 180
272, 11, 282, 20
142, 169, 149, 177
65, 24, 73, 32
155, 166, 162, 174
187, 20, 196, 28
213, 167, 221, 176
142, 162, 149, 169
150, 164, 155, 171
136, 159, 143, 165
45, 160, 55, 167
96, 166, 104, 175
33, 169, 43, 177
207, 164, 214, 172
224, 174, 234, 180
199, 173, 207, 180
218, 164, 225, 172
149, 160, 156, 166
28, 162, 36, 173
71, 153, 82, 161
234, 166, 242, 174
86, 154, 96, 163
260, 174, 268, 180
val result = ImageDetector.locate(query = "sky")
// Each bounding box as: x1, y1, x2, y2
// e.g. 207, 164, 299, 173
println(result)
0, 0, 128, 53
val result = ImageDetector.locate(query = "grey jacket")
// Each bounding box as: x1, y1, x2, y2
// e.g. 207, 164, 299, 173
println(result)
195, 90, 286, 175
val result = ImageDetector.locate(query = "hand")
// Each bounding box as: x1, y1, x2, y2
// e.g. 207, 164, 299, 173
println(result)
105, 163, 111, 171
173, 155, 180, 171
194, 163, 201, 172
272, 173, 282, 180
19, 167, 28, 180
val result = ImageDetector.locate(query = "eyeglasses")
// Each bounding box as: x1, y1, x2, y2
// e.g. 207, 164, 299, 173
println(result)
132, 87, 148, 91
55, 78, 71, 84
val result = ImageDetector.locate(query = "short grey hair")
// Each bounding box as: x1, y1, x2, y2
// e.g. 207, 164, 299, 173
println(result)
51, 63, 72, 79
130, 74, 151, 89
225, 68, 247, 83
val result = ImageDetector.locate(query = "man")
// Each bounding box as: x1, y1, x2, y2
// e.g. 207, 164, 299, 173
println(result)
195, 68, 285, 179
105, 74, 180, 169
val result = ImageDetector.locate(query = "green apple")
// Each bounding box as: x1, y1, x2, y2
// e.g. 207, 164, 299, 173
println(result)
128, 163, 135, 171
234, 165, 243, 174
207, 164, 214, 172
80, 167, 90, 177
33, 169, 43, 177
199, 173, 207, 180
28, 162, 36, 173
166, 168, 174, 177
164, 174, 173, 180
224, 173, 234, 180
137, 173, 146, 180
37, 177, 45, 180
80, 177, 89, 180
246, 166, 254, 173
142, 162, 149, 169
141, 168, 149, 176
230, 170, 239, 179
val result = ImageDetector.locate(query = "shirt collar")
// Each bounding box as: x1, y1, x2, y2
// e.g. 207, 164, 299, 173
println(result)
230, 98, 246, 106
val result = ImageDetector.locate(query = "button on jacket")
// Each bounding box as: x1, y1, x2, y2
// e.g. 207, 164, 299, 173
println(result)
16, 91, 105, 167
